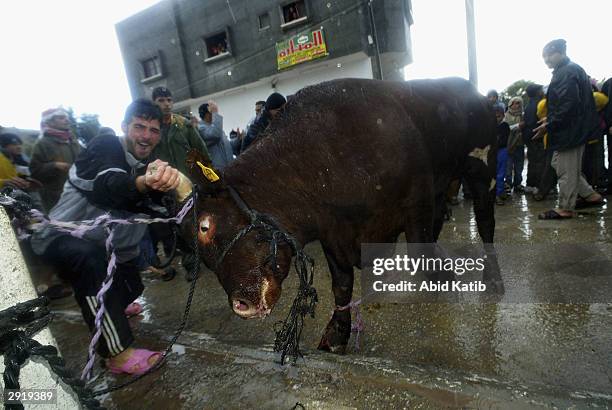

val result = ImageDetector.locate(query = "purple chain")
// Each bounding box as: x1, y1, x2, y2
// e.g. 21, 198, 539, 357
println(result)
335, 299, 364, 351
81, 227, 117, 380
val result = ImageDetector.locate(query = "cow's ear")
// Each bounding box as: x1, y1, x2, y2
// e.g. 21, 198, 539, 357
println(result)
185, 149, 225, 194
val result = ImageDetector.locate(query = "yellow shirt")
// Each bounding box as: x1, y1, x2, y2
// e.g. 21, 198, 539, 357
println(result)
536, 99, 548, 148
593, 91, 609, 112
0, 152, 17, 188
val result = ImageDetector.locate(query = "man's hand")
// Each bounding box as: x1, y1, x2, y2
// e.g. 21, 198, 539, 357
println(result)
207, 101, 219, 113
136, 159, 180, 193
55, 161, 71, 172
532, 118, 547, 140
144, 160, 180, 192
5, 176, 31, 190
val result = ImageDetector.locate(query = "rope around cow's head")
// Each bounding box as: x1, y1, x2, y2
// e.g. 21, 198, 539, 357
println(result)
223, 185, 318, 364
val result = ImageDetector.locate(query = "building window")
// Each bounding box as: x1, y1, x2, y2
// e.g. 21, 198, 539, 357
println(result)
258, 12, 270, 30
203, 30, 231, 62
141, 55, 162, 82
280, 1, 307, 28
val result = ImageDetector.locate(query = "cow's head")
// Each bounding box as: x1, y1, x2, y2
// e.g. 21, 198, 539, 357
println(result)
179, 150, 292, 319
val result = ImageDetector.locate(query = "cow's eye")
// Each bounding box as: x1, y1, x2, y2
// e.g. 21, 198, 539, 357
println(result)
200, 219, 210, 233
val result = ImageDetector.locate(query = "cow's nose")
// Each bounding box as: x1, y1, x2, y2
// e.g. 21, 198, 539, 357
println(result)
230, 297, 270, 319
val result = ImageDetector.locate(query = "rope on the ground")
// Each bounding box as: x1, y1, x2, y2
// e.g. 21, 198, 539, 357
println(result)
0, 297, 103, 410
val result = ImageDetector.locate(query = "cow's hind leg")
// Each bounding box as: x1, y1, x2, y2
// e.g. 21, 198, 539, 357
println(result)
466, 168, 505, 293
318, 244, 354, 354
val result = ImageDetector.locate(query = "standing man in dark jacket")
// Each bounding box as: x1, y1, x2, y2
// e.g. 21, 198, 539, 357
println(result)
534, 39, 603, 219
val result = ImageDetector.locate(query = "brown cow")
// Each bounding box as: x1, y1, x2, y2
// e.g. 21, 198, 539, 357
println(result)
181, 77, 501, 353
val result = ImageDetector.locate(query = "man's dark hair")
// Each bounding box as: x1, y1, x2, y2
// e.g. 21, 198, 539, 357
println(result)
198, 103, 210, 120
543, 39, 567, 56
151, 86, 172, 100
526, 84, 543, 98
255, 100, 266, 106
486, 90, 499, 99
123, 98, 163, 125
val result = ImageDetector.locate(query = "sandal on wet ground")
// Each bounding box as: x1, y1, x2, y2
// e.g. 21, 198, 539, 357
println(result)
124, 302, 143, 317
107, 349, 163, 375
538, 209, 573, 220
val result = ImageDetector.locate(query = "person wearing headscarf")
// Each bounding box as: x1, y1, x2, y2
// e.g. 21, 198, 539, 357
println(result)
29, 107, 81, 212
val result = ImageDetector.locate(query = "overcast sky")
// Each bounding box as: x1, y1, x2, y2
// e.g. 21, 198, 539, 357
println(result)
1, 0, 611, 131
407, 0, 612, 93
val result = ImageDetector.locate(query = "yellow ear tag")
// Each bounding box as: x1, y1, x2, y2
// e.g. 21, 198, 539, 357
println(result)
196, 161, 220, 182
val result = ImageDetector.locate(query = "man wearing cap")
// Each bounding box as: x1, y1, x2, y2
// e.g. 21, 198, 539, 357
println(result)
198, 101, 233, 170
241, 92, 286, 152
150, 87, 210, 175
533, 39, 603, 219
30, 107, 81, 212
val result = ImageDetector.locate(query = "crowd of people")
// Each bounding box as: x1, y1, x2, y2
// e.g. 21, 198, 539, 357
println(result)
1, 37, 610, 376
455, 39, 611, 221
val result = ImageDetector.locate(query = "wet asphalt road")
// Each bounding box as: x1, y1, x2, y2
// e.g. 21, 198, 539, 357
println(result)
48, 191, 612, 409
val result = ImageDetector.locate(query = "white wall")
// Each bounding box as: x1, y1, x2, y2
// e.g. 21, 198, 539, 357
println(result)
183, 53, 373, 133
0, 208, 80, 409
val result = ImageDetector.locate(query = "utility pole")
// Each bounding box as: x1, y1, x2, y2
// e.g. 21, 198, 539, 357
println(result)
465, 0, 478, 88
367, 0, 384, 80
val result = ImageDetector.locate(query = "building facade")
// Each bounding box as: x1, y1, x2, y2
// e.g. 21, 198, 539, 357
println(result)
116, 0, 413, 131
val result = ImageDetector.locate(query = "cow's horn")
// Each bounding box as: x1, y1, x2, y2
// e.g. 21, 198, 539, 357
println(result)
176, 172, 193, 203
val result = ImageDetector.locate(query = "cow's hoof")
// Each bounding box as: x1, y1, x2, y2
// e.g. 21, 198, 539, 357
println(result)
485, 279, 505, 294
317, 319, 350, 354
317, 338, 347, 354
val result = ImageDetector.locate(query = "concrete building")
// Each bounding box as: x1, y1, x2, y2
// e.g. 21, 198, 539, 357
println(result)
116, 0, 413, 131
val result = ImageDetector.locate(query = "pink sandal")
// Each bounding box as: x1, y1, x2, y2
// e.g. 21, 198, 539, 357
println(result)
107, 349, 163, 375
124, 302, 143, 317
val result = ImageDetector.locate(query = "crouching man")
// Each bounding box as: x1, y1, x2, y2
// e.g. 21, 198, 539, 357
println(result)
31, 99, 180, 375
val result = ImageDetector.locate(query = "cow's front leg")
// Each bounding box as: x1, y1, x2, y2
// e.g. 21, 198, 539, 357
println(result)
318, 244, 354, 354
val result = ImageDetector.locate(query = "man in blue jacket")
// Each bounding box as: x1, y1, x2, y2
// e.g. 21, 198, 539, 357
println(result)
198, 101, 233, 170
534, 39, 604, 219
